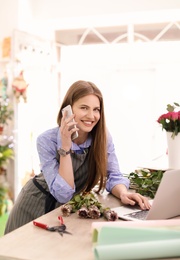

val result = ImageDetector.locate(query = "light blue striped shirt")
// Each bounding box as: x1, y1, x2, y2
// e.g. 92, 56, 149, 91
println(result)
36, 127, 130, 203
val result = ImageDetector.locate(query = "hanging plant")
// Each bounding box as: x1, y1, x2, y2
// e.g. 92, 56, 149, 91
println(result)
60, 192, 118, 221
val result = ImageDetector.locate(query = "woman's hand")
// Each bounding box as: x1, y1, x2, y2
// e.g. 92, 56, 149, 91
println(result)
60, 111, 78, 149
120, 192, 151, 210
111, 184, 151, 210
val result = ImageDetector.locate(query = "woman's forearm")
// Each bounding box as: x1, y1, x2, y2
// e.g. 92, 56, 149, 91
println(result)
59, 154, 74, 188
111, 184, 128, 199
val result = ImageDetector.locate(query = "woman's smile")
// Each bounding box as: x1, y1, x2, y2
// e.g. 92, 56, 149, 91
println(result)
81, 120, 94, 126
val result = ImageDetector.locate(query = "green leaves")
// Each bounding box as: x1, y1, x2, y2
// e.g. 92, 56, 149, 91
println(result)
68, 193, 103, 212
167, 102, 180, 112
0, 185, 8, 216
129, 169, 164, 199
0, 103, 13, 125
0, 145, 14, 167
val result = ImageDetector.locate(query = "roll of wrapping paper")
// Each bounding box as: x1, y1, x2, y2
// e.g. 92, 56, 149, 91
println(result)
91, 218, 180, 232
92, 226, 180, 260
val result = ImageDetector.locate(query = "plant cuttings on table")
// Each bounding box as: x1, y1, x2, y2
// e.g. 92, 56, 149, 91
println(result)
60, 192, 118, 221
128, 168, 165, 199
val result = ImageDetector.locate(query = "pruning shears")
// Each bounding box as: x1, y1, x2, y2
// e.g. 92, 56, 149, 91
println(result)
33, 216, 72, 236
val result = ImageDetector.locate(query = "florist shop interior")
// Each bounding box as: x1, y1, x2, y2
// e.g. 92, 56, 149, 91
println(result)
1, 0, 180, 237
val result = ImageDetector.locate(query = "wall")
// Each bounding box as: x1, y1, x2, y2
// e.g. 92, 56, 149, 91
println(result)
0, 0, 19, 38
60, 42, 180, 173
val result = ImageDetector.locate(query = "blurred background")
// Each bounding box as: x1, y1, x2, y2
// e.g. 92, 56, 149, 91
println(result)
0, 0, 180, 208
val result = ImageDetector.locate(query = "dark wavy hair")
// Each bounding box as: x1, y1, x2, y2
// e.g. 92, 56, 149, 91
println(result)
57, 80, 107, 193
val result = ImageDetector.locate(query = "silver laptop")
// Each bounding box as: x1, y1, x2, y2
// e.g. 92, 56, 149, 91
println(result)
111, 169, 180, 221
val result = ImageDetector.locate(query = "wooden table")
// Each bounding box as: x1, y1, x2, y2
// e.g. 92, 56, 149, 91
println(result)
0, 192, 179, 260
0, 193, 121, 260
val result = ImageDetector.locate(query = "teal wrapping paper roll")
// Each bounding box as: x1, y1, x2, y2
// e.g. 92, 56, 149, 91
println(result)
93, 226, 180, 260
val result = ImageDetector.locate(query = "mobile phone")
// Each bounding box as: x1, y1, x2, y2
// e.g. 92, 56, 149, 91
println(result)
62, 105, 78, 140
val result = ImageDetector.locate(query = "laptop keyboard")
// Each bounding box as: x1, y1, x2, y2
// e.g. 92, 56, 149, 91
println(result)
125, 210, 149, 220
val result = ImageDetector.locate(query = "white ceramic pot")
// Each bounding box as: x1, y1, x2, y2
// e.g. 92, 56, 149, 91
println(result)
166, 132, 180, 169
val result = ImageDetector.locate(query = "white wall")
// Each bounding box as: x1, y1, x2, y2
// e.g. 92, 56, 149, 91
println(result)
60, 42, 180, 173
0, 0, 19, 38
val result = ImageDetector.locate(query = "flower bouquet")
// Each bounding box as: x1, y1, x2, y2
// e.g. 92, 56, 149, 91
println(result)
157, 102, 180, 169
157, 102, 180, 139
60, 192, 118, 221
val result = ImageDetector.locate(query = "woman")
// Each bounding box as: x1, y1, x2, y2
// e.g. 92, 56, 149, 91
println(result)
5, 80, 150, 234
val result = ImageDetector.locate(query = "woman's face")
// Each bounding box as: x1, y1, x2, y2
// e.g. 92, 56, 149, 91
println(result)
72, 94, 100, 134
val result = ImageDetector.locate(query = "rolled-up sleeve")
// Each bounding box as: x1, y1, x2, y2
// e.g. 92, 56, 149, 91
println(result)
106, 131, 130, 192
36, 127, 75, 203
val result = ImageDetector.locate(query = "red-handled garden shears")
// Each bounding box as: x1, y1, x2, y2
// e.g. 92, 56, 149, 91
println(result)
33, 216, 72, 236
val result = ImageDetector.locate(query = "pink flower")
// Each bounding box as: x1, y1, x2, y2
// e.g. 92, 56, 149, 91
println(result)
157, 103, 180, 138
157, 112, 179, 122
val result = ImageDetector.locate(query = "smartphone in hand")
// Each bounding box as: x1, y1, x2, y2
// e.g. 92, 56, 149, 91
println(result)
62, 105, 78, 140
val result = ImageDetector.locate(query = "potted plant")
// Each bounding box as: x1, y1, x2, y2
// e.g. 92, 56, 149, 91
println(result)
157, 102, 180, 169
157, 102, 180, 139
0, 102, 14, 135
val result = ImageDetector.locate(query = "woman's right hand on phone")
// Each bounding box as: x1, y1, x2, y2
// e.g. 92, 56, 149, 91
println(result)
60, 111, 78, 149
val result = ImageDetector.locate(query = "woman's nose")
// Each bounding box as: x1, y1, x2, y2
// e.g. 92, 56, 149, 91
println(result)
86, 109, 94, 118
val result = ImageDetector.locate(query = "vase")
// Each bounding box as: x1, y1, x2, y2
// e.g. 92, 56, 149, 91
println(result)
166, 132, 180, 169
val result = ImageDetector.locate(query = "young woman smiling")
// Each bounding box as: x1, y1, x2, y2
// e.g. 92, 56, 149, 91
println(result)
5, 80, 150, 234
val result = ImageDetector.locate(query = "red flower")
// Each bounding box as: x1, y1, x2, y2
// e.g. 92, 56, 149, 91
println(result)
157, 103, 180, 138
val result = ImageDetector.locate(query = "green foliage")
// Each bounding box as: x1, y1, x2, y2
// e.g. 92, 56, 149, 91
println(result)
0, 145, 14, 167
167, 102, 180, 112
128, 169, 164, 199
68, 192, 105, 213
0, 103, 13, 125
0, 185, 7, 216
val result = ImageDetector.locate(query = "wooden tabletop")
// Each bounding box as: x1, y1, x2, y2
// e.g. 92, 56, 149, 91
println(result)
0, 192, 179, 260
0, 193, 121, 260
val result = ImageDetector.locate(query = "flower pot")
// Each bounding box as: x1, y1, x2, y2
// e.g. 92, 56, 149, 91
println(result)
166, 132, 180, 169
